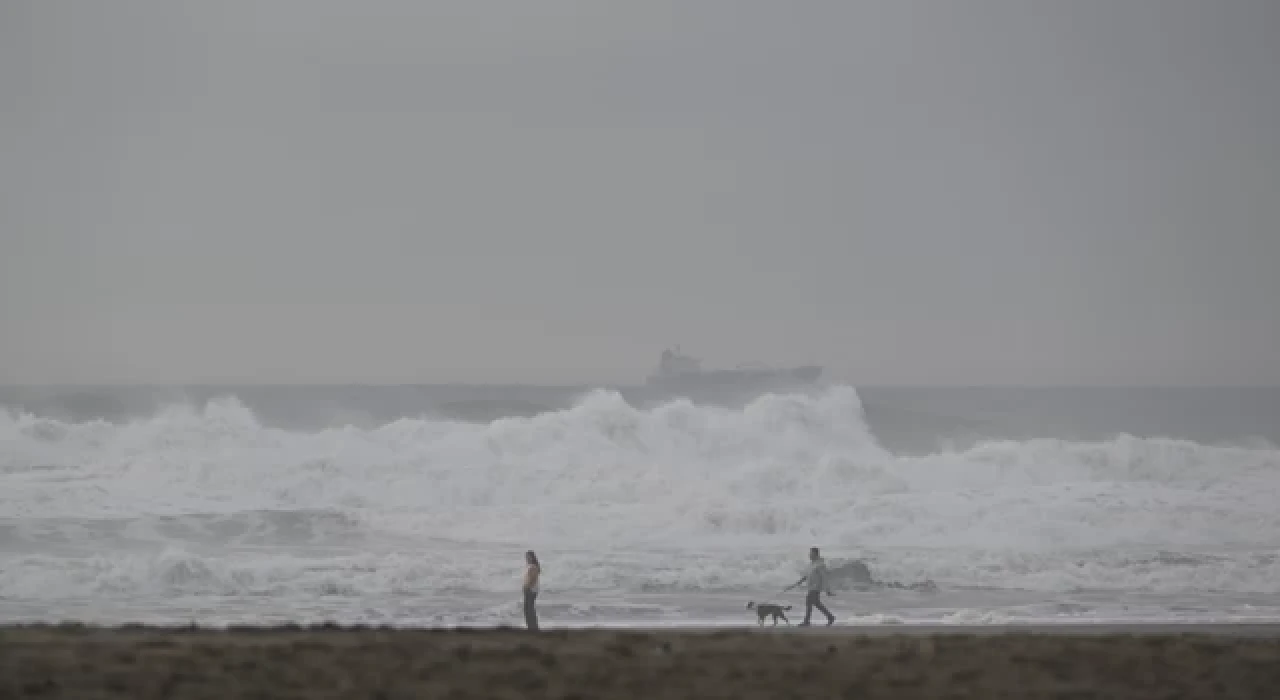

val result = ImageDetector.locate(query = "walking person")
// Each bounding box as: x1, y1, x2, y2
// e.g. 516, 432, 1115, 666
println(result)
522, 550, 541, 631
785, 546, 836, 626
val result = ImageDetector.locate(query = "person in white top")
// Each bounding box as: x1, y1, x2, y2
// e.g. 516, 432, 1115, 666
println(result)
522, 550, 541, 631
786, 546, 836, 626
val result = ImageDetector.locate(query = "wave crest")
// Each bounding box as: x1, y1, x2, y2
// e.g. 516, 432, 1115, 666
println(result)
3, 386, 1279, 597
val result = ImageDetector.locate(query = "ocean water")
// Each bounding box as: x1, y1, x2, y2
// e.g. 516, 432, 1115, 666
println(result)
2, 384, 1279, 628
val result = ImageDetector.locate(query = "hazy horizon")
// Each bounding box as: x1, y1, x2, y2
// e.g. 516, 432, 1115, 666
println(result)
4, 0, 1278, 386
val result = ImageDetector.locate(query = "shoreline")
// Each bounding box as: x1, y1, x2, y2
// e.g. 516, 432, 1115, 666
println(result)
11, 620, 1280, 636
3, 623, 1278, 698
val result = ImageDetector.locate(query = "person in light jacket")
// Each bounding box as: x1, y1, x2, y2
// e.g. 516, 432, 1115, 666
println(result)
787, 546, 836, 626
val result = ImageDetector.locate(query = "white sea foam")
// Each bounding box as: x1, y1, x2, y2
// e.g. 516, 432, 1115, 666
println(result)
2, 387, 1279, 620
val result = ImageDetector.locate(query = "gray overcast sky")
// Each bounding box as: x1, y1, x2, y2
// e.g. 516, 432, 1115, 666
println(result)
2, 0, 1278, 386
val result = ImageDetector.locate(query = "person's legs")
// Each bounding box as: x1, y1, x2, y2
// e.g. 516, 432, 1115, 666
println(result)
802, 591, 818, 625
812, 594, 834, 625
523, 590, 539, 631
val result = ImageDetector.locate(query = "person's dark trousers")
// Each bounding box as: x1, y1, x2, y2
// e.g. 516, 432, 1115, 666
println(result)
803, 590, 833, 625
523, 589, 539, 631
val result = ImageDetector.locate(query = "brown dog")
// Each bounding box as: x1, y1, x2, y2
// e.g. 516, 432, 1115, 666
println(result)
746, 601, 792, 626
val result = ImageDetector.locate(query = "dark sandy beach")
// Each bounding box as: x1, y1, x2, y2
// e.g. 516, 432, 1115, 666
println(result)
2, 624, 1278, 699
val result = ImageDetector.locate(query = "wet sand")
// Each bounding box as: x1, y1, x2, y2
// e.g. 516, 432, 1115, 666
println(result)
2, 624, 1278, 699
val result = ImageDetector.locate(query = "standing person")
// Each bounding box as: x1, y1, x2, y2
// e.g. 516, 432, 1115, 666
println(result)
522, 550, 541, 631
786, 546, 836, 626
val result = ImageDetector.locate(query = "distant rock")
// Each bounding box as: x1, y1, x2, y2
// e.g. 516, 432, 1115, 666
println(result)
827, 559, 938, 593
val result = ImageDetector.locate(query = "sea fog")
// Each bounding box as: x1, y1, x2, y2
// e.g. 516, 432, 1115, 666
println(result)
3, 383, 1279, 628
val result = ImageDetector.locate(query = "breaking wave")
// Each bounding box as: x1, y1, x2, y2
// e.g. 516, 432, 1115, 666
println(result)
2, 387, 1279, 603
